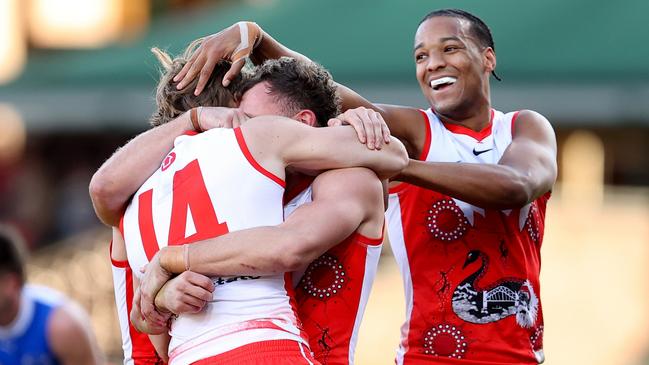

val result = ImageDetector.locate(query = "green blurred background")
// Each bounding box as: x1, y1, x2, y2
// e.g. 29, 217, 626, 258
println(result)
0, 1, 647, 364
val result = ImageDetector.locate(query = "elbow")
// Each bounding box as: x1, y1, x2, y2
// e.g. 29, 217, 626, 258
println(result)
380, 138, 409, 179
275, 236, 320, 272
88, 171, 122, 226
497, 174, 534, 208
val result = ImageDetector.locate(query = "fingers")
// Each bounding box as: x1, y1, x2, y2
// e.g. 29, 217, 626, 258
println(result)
184, 271, 215, 293
367, 110, 384, 150
173, 45, 202, 83
344, 113, 367, 144
358, 109, 378, 149
381, 116, 391, 144
327, 118, 343, 127
176, 53, 207, 91
223, 58, 246, 87
195, 57, 219, 96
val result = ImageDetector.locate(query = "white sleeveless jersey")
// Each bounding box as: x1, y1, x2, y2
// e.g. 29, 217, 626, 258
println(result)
121, 128, 306, 365
387, 109, 548, 364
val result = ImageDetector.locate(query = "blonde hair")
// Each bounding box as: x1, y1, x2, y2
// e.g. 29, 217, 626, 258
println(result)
150, 39, 242, 126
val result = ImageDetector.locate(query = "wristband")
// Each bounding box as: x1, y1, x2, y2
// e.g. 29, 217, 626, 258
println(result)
231, 22, 262, 64
159, 246, 184, 274
190, 107, 203, 132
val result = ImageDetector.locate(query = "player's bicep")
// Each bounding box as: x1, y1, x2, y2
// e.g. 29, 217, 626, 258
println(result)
499, 110, 557, 195
280, 171, 376, 262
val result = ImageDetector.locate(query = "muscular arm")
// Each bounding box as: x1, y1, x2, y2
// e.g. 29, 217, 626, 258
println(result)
159, 167, 384, 275
241, 117, 408, 180
48, 303, 104, 365
90, 114, 193, 226
396, 110, 557, 209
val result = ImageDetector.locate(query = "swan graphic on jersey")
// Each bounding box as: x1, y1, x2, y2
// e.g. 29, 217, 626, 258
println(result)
452, 250, 538, 328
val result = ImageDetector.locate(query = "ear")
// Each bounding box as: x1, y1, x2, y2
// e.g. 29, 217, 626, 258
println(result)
293, 109, 318, 127
483, 47, 496, 74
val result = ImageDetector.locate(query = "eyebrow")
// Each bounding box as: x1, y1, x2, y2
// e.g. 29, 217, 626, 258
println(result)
414, 36, 463, 51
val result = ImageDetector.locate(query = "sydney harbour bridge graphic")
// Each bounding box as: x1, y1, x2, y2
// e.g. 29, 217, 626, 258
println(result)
452, 250, 538, 328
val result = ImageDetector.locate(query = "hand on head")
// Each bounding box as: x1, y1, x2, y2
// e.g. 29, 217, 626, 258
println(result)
174, 22, 262, 95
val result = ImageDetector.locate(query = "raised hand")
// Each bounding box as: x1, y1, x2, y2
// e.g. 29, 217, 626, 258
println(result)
174, 22, 263, 95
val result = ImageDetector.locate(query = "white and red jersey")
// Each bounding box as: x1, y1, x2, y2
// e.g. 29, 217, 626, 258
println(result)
284, 183, 383, 365
110, 241, 164, 365
387, 109, 549, 364
121, 128, 307, 365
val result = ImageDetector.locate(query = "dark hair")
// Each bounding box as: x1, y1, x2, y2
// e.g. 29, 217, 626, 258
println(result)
420, 9, 501, 81
150, 40, 245, 127
0, 228, 26, 284
238, 57, 341, 127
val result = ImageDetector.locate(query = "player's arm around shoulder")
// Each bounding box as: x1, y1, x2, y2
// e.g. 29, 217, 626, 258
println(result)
240, 116, 409, 180
499, 109, 557, 204
47, 301, 104, 365
335, 84, 430, 158
278, 168, 384, 271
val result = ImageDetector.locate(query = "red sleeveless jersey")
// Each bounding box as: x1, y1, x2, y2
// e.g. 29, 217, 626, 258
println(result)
285, 183, 383, 365
386, 109, 548, 364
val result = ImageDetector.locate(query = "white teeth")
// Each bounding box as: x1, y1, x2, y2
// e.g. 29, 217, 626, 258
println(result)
430, 76, 457, 89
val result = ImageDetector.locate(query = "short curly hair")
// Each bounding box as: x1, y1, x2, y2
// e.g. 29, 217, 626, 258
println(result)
149, 39, 245, 127
238, 57, 340, 127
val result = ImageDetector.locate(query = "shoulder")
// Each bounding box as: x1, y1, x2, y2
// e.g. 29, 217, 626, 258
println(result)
514, 110, 553, 131
511, 109, 556, 144
47, 302, 97, 362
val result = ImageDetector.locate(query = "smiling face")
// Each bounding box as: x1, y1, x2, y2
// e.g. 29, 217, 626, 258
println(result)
414, 16, 496, 119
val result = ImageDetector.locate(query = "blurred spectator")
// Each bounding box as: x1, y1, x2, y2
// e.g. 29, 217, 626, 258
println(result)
0, 225, 104, 364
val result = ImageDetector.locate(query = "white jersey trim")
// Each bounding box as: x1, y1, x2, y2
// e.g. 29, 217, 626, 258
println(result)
386, 195, 412, 365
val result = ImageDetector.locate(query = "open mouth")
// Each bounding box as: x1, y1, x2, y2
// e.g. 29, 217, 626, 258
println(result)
430, 76, 457, 91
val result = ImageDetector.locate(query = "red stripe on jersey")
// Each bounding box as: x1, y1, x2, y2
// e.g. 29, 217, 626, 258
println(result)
417, 109, 432, 161
511, 110, 521, 137
119, 215, 125, 238
234, 127, 286, 188
109, 240, 129, 268
138, 190, 161, 261
124, 265, 163, 364
348, 229, 384, 247
441, 109, 495, 141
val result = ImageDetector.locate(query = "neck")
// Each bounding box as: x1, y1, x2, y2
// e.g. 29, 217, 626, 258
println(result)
436, 102, 492, 132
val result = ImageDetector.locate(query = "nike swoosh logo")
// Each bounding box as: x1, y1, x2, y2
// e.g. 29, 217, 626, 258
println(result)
472, 147, 493, 156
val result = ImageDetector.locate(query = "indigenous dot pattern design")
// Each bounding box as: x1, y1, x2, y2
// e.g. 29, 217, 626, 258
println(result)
525, 203, 541, 244
530, 325, 544, 352
426, 199, 469, 242
423, 323, 468, 359
300, 254, 346, 299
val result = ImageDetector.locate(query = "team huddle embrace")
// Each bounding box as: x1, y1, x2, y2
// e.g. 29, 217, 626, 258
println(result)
90, 8, 557, 365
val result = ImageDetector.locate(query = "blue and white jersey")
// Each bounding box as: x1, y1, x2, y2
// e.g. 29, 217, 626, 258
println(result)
0, 285, 65, 365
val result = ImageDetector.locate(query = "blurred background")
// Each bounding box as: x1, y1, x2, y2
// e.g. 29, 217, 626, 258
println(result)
0, 0, 647, 364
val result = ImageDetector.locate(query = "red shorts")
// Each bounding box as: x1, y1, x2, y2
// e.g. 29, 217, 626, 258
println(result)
191, 340, 319, 365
